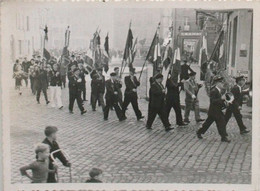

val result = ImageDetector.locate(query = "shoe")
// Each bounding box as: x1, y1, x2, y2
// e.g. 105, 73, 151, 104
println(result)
184, 119, 190, 123
196, 130, 203, 139
177, 122, 188, 126
59, 106, 63, 109
81, 110, 87, 115
104, 118, 108, 121
69, 110, 74, 114
146, 125, 152, 130
46, 101, 50, 105
119, 116, 127, 121
37, 101, 40, 104
165, 127, 174, 132
137, 116, 145, 121
240, 129, 250, 135
196, 119, 205, 122
221, 137, 231, 143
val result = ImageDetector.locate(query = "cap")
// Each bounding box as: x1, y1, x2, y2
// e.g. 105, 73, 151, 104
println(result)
213, 76, 224, 83
114, 67, 119, 71
44, 126, 58, 137
235, 76, 245, 83
129, 67, 136, 74
89, 168, 102, 178
155, 73, 163, 79
110, 72, 116, 77
189, 71, 196, 76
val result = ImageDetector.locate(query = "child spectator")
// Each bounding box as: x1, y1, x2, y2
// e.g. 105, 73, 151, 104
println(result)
20, 143, 57, 183
42, 126, 71, 183
85, 168, 103, 183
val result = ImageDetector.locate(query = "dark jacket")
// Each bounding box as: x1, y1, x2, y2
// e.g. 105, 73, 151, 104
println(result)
105, 79, 122, 101
68, 75, 82, 94
231, 85, 244, 107
49, 70, 62, 87
208, 87, 226, 117
149, 81, 166, 109
124, 75, 140, 96
166, 78, 181, 102
42, 138, 69, 183
180, 64, 194, 80
91, 74, 105, 94
35, 70, 48, 89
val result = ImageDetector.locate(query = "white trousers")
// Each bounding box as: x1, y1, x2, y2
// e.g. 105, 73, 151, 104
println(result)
50, 86, 63, 108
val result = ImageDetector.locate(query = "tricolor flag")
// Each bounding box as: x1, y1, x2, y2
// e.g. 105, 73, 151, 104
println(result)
146, 23, 161, 75
198, 34, 208, 80
122, 28, 133, 66
129, 37, 138, 70
210, 30, 224, 68
103, 34, 110, 73
162, 23, 173, 70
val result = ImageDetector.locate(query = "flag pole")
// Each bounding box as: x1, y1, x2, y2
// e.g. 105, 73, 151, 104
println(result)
138, 22, 160, 81
120, 20, 131, 78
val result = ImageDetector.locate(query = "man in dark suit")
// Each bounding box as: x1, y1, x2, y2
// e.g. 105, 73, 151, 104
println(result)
122, 68, 144, 120
197, 76, 230, 142
78, 62, 89, 101
180, 59, 194, 90
225, 76, 250, 134
68, 68, 87, 115
67, 55, 78, 72
103, 72, 126, 121
146, 74, 173, 132
166, 72, 187, 126
91, 69, 105, 111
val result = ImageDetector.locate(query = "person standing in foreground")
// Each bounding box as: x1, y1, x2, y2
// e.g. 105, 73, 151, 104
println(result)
146, 74, 173, 132
197, 76, 230, 143
103, 72, 126, 121
165, 72, 187, 126
121, 68, 144, 120
225, 76, 250, 135
85, 168, 103, 183
20, 143, 57, 183
68, 68, 87, 115
91, 69, 105, 111
183, 71, 204, 123
42, 126, 71, 183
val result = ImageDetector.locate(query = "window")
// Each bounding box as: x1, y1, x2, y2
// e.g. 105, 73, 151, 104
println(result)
18, 40, 22, 55
26, 16, 29, 31
231, 16, 238, 67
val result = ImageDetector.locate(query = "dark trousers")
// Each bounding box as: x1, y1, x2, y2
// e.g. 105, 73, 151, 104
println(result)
146, 105, 171, 128
118, 90, 123, 108
104, 98, 123, 120
225, 104, 246, 132
69, 90, 84, 112
122, 94, 142, 119
61, 75, 66, 88
198, 113, 227, 138
166, 99, 183, 125
30, 77, 34, 93
91, 92, 105, 110
47, 173, 57, 183
36, 87, 48, 103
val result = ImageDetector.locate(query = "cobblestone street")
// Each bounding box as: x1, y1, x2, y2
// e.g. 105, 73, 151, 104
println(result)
10, 75, 252, 184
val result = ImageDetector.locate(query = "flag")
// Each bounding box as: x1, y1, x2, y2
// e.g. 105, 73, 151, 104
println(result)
146, 23, 161, 74
198, 35, 208, 80
162, 23, 173, 69
103, 34, 110, 73
44, 25, 48, 41
123, 28, 133, 63
92, 30, 102, 69
128, 37, 138, 70
43, 48, 51, 60
210, 30, 224, 68
171, 47, 181, 72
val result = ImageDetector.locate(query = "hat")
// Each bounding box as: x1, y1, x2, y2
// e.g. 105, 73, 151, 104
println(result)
44, 126, 58, 137
155, 73, 163, 79
213, 76, 224, 83
89, 168, 102, 178
129, 67, 136, 74
114, 67, 119, 71
110, 72, 116, 77
189, 71, 196, 76
235, 76, 245, 83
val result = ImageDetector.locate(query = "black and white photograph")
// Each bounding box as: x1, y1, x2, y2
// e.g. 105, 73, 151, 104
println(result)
1, 1, 259, 191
